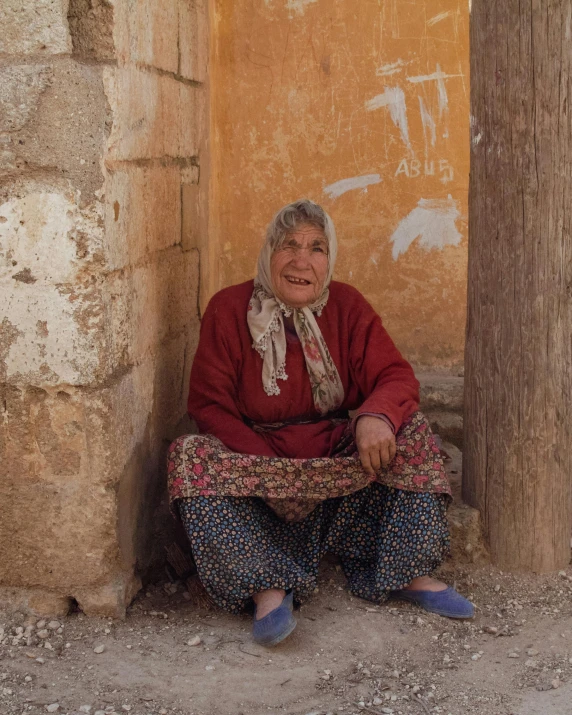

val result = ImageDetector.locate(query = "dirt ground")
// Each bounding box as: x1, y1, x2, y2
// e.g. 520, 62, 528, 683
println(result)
2, 443, 572, 715
2, 559, 572, 715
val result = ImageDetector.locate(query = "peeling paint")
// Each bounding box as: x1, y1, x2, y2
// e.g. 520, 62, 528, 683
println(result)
365, 87, 411, 149
407, 64, 464, 119
418, 97, 436, 149
427, 10, 453, 26
390, 196, 462, 260
0, 191, 106, 385
376, 59, 409, 77
285, 0, 317, 16
323, 174, 382, 199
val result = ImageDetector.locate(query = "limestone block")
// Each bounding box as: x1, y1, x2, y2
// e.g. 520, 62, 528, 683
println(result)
67, 0, 115, 62
0, 66, 52, 133
153, 330, 199, 434
104, 164, 182, 270
93, 348, 192, 580
181, 183, 200, 251
0, 385, 86, 484
0, 372, 154, 596
75, 572, 142, 619
104, 67, 204, 160
0, 474, 120, 591
178, 83, 207, 158
103, 247, 199, 365
0, 587, 72, 617
113, 334, 199, 578
0, 0, 72, 56
9, 60, 108, 201
179, 0, 209, 82
114, 0, 178, 73
88, 359, 155, 482
0, 191, 100, 284
426, 410, 463, 449
448, 502, 489, 565
417, 372, 464, 413
0, 191, 110, 386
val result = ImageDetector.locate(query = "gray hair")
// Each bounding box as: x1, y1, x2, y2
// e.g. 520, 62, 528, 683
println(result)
265, 199, 334, 250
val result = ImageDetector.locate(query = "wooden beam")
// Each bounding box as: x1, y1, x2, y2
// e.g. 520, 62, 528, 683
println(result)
463, 0, 572, 571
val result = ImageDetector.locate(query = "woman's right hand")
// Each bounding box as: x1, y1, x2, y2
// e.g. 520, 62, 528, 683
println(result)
355, 415, 396, 475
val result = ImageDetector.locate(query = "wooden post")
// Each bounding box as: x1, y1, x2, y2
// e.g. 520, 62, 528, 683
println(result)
464, 0, 572, 571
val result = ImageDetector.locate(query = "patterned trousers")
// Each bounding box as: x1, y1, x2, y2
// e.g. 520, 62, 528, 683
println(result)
178, 484, 450, 614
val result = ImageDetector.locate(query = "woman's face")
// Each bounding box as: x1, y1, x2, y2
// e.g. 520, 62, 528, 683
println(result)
270, 224, 329, 308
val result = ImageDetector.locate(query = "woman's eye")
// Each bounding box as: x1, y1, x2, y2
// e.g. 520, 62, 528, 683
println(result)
313, 246, 325, 253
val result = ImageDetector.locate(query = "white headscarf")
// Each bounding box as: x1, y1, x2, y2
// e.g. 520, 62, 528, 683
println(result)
247, 202, 345, 416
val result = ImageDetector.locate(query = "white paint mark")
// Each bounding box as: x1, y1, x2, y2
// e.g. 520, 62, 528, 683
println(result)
427, 10, 453, 26
285, 0, 317, 15
323, 174, 382, 199
439, 159, 454, 183
418, 97, 436, 149
390, 196, 462, 260
376, 59, 409, 77
472, 132, 482, 146
407, 67, 464, 84
407, 65, 463, 118
370, 256, 378, 266
365, 87, 411, 149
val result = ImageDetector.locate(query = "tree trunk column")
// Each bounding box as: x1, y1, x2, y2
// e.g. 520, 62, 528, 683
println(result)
464, 0, 572, 571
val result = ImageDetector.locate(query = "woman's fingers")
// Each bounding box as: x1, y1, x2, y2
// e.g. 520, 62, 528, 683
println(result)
389, 439, 397, 462
359, 450, 375, 476
358, 438, 396, 473
369, 448, 382, 472
379, 442, 391, 468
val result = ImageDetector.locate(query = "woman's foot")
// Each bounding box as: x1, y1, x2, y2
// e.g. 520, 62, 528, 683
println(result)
402, 575, 448, 592
253, 588, 287, 620
252, 589, 297, 646
392, 576, 474, 619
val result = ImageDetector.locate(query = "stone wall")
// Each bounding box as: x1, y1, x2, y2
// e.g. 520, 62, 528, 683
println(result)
0, 0, 208, 617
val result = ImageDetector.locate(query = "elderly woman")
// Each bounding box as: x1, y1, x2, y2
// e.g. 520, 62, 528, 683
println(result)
168, 199, 473, 646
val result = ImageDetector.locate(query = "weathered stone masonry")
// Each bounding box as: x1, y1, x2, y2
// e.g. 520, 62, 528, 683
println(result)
0, 0, 208, 617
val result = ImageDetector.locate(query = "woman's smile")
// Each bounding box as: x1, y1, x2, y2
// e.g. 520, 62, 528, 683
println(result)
284, 275, 312, 285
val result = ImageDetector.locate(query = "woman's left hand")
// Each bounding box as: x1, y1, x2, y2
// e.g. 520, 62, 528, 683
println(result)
355, 415, 396, 475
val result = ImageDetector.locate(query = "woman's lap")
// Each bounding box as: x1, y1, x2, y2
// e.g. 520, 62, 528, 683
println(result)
168, 411, 452, 523
178, 484, 449, 613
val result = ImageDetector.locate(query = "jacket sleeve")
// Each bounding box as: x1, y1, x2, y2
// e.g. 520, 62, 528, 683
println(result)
348, 292, 419, 433
187, 295, 277, 457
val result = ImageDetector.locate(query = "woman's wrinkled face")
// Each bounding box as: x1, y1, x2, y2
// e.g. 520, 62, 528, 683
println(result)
270, 224, 329, 308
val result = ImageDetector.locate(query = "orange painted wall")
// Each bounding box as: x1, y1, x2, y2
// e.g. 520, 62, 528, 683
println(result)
209, 0, 469, 369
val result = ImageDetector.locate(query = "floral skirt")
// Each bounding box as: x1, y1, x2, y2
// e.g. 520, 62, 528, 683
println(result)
168, 411, 451, 522
178, 486, 450, 613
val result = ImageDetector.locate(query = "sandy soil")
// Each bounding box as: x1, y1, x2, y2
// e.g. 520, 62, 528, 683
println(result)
1, 559, 572, 715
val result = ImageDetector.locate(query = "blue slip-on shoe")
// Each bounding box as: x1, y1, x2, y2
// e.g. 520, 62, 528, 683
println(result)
252, 590, 297, 646
391, 586, 475, 619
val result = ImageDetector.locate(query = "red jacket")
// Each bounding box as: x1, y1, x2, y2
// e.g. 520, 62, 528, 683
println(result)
188, 280, 419, 458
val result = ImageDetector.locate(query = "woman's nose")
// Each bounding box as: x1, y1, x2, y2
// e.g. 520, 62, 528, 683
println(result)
288, 250, 311, 267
